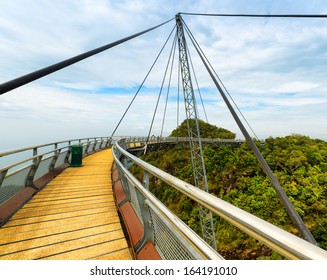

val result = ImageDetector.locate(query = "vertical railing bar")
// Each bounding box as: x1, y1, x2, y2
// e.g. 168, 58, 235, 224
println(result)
143, 171, 150, 190
0, 170, 8, 188
49, 143, 60, 171
25, 148, 42, 189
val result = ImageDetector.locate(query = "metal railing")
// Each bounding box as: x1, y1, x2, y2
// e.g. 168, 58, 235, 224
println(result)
121, 136, 243, 144
113, 138, 327, 260
2, 136, 327, 260
112, 139, 223, 260
119, 136, 243, 155
0, 137, 111, 206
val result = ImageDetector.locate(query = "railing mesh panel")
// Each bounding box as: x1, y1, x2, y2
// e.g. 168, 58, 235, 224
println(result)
149, 207, 194, 260
0, 167, 30, 205
54, 151, 69, 168
0, 184, 25, 205
34, 157, 53, 181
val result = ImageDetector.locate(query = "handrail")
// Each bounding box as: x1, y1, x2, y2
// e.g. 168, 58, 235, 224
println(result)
0, 137, 111, 174
122, 136, 243, 143
0, 137, 110, 157
113, 143, 223, 260
0, 136, 111, 195
115, 139, 327, 260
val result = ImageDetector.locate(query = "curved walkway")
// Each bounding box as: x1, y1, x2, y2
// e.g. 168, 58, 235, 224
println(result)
0, 148, 132, 260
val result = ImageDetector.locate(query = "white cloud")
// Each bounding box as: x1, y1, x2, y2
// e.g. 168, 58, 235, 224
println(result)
271, 81, 319, 93
1, 0, 327, 150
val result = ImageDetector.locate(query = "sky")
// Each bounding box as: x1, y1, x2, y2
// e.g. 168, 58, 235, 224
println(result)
1, 0, 327, 150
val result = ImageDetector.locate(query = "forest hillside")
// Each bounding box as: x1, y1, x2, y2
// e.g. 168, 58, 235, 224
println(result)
130, 120, 327, 259
169, 119, 236, 139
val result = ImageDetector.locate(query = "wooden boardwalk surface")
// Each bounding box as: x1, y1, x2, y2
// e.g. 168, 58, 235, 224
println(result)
0, 148, 132, 260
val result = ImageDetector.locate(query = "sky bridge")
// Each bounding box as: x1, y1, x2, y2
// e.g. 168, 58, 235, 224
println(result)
0, 137, 327, 260
1, 13, 327, 260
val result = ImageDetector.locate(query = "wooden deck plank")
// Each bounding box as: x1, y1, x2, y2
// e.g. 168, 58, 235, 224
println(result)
28, 189, 113, 201
0, 220, 120, 244
2, 208, 118, 227
90, 248, 132, 260
0, 225, 123, 255
1, 212, 119, 233
0, 231, 126, 260
14, 194, 115, 208
40, 238, 130, 260
9, 201, 115, 219
0, 148, 132, 260
20, 196, 111, 209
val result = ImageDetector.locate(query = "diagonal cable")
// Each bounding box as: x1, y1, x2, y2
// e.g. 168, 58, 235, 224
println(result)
146, 27, 179, 144
182, 17, 317, 244
182, 17, 259, 139
111, 26, 176, 138
185, 38, 209, 123
176, 54, 181, 140
0, 18, 174, 95
160, 33, 178, 138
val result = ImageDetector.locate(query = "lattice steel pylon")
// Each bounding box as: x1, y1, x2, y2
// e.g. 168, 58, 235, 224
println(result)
175, 14, 217, 250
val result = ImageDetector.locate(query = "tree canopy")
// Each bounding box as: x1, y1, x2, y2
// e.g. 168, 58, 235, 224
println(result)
169, 119, 236, 139
130, 122, 327, 259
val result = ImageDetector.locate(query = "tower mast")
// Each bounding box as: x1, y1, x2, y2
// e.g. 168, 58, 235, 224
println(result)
175, 14, 217, 250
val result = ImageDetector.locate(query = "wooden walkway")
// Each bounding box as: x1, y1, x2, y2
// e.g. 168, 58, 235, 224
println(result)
0, 148, 132, 260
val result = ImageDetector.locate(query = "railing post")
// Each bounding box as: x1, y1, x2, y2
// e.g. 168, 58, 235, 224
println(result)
92, 138, 97, 152
108, 137, 111, 148
123, 156, 134, 170
99, 138, 104, 149
85, 139, 90, 154
49, 143, 60, 171
26, 148, 42, 189
143, 171, 150, 190
0, 170, 8, 188
114, 147, 132, 203
65, 141, 71, 164
134, 193, 155, 253
117, 169, 131, 204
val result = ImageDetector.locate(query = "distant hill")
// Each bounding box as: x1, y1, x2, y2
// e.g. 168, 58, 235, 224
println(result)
169, 119, 236, 139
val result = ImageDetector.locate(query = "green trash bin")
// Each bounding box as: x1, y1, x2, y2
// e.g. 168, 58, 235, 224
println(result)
70, 145, 83, 167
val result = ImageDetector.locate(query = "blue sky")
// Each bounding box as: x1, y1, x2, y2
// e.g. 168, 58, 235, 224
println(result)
1, 0, 327, 149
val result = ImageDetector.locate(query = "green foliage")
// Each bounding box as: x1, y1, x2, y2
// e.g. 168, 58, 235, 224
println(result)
169, 119, 236, 139
131, 132, 327, 259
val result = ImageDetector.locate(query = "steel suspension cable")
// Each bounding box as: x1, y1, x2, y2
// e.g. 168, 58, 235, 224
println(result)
146, 28, 178, 145
111, 26, 176, 138
180, 12, 327, 139
176, 55, 181, 140
185, 39, 209, 123
0, 18, 174, 95
183, 17, 317, 245
182, 18, 259, 139
180, 12, 327, 18
160, 33, 178, 138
